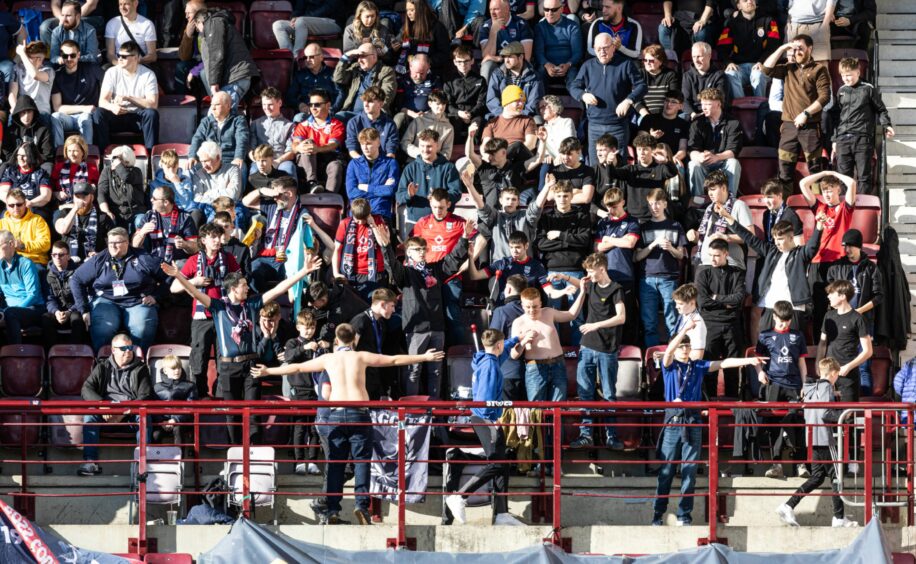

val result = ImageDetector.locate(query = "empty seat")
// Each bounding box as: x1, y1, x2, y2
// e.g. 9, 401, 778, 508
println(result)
643, 345, 666, 401
253, 50, 294, 94
447, 345, 474, 398
730, 97, 766, 145
738, 146, 779, 195
870, 346, 892, 398
48, 344, 95, 396
225, 446, 277, 522
129, 446, 184, 524
249, 1, 293, 49
0, 344, 44, 397
616, 345, 643, 400
209, 1, 246, 34
158, 96, 199, 145
301, 192, 344, 239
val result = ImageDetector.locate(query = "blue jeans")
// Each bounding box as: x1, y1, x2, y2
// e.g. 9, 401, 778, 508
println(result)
548, 269, 584, 346
89, 298, 158, 353
658, 21, 717, 55
82, 413, 149, 461
51, 111, 94, 147
725, 62, 768, 100
639, 276, 679, 348
576, 347, 619, 440
687, 158, 741, 196
859, 323, 875, 394
202, 73, 251, 111
524, 360, 567, 401
325, 408, 371, 513
654, 415, 702, 520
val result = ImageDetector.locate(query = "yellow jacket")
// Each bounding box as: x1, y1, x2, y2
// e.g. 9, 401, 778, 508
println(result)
0, 211, 51, 265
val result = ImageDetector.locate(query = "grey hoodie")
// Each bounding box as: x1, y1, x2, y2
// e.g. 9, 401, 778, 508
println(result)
802, 378, 837, 447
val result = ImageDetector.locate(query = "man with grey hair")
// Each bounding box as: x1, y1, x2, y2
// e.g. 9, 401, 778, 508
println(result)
191, 140, 241, 206
0, 228, 44, 343
681, 41, 728, 121
569, 32, 646, 164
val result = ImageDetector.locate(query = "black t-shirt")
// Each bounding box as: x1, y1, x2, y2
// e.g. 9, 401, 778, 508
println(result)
756, 328, 807, 389
762, 204, 803, 242
638, 218, 687, 279
51, 63, 104, 106
580, 280, 625, 353
822, 309, 868, 366
639, 114, 689, 154
551, 163, 594, 192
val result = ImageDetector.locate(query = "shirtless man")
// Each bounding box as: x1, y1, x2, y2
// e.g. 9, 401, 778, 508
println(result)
510, 286, 587, 401
251, 323, 445, 525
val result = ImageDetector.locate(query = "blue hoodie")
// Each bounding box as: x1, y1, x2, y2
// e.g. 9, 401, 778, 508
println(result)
471, 337, 519, 420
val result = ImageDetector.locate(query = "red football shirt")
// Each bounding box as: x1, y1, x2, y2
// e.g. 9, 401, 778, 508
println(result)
812, 200, 854, 263
412, 213, 466, 263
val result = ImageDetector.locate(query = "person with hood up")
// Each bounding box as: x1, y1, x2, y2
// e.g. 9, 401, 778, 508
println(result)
78, 332, 154, 476
2, 95, 54, 167
191, 7, 259, 109
444, 328, 534, 526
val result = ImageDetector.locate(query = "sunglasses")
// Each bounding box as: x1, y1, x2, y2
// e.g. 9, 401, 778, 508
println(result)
308, 102, 326, 107
117, 53, 135, 59
114, 345, 133, 352
543, 6, 562, 12
61, 52, 79, 59
6, 202, 24, 208
51, 252, 69, 257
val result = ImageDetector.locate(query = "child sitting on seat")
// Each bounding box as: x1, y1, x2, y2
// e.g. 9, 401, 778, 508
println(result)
153, 354, 198, 445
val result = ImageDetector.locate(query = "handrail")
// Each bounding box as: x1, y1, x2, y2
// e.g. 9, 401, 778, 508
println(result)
0, 399, 911, 554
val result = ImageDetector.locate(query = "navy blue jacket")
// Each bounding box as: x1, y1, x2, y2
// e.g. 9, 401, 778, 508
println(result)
569, 52, 647, 125
345, 112, 399, 156
70, 249, 167, 313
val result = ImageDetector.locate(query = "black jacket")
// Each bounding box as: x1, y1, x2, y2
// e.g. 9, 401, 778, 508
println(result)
833, 81, 892, 139
82, 357, 153, 401
283, 336, 324, 395
311, 283, 369, 343
875, 226, 910, 349
716, 12, 780, 65
3, 95, 53, 164
199, 9, 259, 86
827, 256, 884, 326
536, 207, 592, 270
444, 72, 488, 119
598, 161, 678, 221
695, 264, 746, 325
46, 261, 77, 314
351, 309, 392, 400
731, 220, 822, 306
682, 67, 730, 118
476, 161, 525, 210
688, 114, 744, 156
385, 237, 468, 333
154, 375, 197, 423
97, 163, 147, 222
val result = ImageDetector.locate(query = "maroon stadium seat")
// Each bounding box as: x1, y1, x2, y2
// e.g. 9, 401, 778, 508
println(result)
48, 344, 95, 396
730, 97, 766, 145
152, 143, 192, 172
260, 394, 292, 447
209, 1, 246, 34
869, 346, 892, 398
737, 146, 778, 195
253, 50, 294, 94
301, 192, 345, 240
158, 95, 200, 145
850, 194, 881, 246
249, 1, 293, 49
630, 13, 661, 47
145, 554, 194, 564
0, 344, 44, 397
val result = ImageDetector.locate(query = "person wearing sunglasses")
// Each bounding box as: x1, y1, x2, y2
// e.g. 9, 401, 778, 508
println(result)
289, 43, 343, 123
95, 40, 159, 153
42, 240, 88, 345
533, 0, 582, 91
50, 40, 103, 148
0, 228, 45, 344
78, 332, 154, 477
333, 42, 397, 120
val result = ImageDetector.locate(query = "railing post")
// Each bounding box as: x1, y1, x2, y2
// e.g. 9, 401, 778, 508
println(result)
551, 407, 563, 546
707, 407, 720, 544
137, 406, 148, 556
864, 409, 874, 523
908, 408, 914, 526
242, 407, 251, 519
396, 406, 407, 549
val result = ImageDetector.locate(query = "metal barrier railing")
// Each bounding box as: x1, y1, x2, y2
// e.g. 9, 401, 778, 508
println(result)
0, 399, 912, 555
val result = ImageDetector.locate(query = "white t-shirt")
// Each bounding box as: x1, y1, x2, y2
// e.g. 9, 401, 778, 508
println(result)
700, 199, 752, 270
760, 253, 793, 309
676, 311, 707, 351
15, 63, 54, 114
105, 14, 157, 54
101, 65, 158, 112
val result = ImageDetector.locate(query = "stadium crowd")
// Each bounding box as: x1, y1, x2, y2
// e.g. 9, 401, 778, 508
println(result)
0, 0, 908, 529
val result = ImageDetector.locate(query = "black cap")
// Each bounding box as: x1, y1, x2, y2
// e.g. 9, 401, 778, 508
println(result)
841, 229, 862, 248
72, 181, 94, 196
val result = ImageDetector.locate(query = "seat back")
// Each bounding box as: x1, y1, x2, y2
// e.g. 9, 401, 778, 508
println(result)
739, 194, 768, 241
730, 97, 766, 145
134, 446, 183, 504
0, 344, 44, 397
301, 192, 345, 239
152, 143, 193, 172
850, 194, 881, 244
158, 96, 200, 145
249, 1, 292, 49
48, 344, 95, 396
147, 344, 193, 385
253, 50, 293, 94
738, 146, 779, 195
643, 345, 667, 400
145, 554, 194, 564
225, 446, 276, 507
871, 346, 892, 398
447, 345, 475, 399
616, 345, 643, 400
452, 193, 479, 223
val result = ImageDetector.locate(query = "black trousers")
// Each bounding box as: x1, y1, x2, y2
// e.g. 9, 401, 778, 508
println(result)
41, 310, 88, 345
189, 318, 216, 398
808, 261, 833, 345
704, 320, 744, 399
619, 281, 640, 347
835, 372, 861, 402
445, 416, 510, 515
765, 383, 803, 464
787, 445, 845, 519
95, 107, 159, 150
290, 388, 320, 462
835, 134, 875, 196
217, 359, 261, 444
778, 122, 824, 182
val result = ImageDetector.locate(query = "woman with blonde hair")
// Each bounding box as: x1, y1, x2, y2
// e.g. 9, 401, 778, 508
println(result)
343, 1, 397, 60
51, 135, 99, 205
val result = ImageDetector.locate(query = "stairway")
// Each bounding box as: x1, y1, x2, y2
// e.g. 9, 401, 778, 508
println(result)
876, 4, 916, 357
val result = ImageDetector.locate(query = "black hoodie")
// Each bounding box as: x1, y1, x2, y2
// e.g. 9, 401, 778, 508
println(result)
3, 95, 53, 164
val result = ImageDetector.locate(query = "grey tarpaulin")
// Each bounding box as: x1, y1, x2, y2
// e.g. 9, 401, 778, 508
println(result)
198, 517, 892, 563
370, 409, 431, 504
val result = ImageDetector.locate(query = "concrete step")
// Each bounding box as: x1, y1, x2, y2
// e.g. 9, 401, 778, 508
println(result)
876, 76, 916, 88
872, 61, 916, 77
878, 44, 916, 60
877, 14, 916, 30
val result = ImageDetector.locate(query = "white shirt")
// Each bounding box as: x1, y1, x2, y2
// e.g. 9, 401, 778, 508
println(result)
677, 311, 707, 351
105, 14, 157, 53
761, 253, 793, 309
100, 64, 158, 112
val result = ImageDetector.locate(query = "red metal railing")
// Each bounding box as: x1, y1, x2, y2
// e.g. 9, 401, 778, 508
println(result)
0, 399, 911, 555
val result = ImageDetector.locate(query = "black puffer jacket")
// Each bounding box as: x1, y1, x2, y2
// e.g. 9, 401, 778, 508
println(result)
199, 9, 259, 87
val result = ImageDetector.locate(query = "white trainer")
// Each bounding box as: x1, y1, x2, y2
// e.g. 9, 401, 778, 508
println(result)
445, 495, 467, 524
494, 513, 525, 526
832, 516, 859, 528
776, 504, 800, 527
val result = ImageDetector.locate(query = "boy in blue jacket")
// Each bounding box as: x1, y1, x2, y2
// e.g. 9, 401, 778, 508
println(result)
444, 328, 534, 526
344, 127, 400, 228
